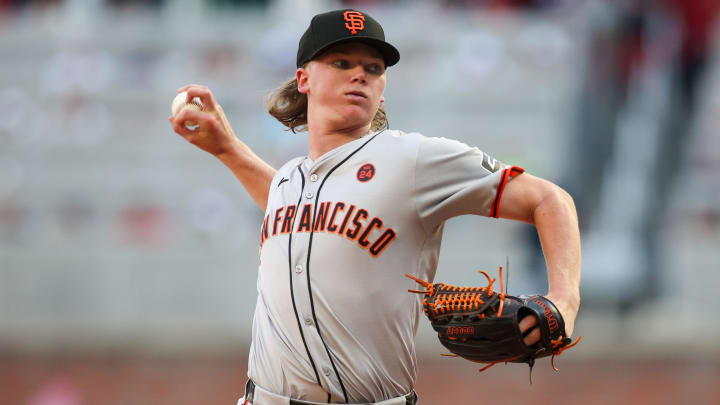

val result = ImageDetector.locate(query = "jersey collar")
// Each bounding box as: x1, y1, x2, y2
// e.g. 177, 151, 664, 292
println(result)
302, 130, 376, 172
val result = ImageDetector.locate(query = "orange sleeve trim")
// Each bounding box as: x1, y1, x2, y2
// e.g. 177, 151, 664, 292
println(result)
489, 166, 525, 218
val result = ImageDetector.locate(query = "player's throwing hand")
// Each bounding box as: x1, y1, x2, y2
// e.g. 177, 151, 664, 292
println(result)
169, 84, 240, 158
168, 84, 276, 211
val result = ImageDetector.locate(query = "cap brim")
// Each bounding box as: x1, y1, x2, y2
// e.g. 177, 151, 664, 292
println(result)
305, 36, 400, 67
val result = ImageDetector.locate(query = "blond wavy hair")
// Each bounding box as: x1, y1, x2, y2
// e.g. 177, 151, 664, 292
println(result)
265, 76, 387, 133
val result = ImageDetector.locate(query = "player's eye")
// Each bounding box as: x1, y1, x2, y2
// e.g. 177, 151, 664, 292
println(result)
332, 59, 351, 69
365, 63, 384, 75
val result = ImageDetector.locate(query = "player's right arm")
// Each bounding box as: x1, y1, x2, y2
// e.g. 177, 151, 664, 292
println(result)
169, 84, 276, 211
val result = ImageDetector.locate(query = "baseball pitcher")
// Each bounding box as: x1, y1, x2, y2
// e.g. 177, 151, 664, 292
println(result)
169, 9, 581, 405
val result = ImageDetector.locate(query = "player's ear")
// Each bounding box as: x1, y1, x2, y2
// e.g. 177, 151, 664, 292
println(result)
296, 66, 310, 95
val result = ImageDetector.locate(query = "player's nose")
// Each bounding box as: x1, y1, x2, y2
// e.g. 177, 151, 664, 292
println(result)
349, 65, 367, 84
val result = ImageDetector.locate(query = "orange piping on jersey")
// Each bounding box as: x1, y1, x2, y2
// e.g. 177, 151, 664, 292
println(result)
489, 169, 508, 218
489, 166, 525, 218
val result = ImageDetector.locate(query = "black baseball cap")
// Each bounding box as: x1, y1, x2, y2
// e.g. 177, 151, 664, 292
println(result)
296, 9, 400, 68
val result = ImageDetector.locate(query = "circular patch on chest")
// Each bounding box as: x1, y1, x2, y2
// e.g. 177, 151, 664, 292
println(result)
356, 163, 376, 182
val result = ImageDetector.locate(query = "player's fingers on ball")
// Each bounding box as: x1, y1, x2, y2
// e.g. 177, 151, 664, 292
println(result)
170, 116, 185, 134
523, 327, 541, 346
518, 314, 538, 333
169, 116, 184, 134
175, 124, 201, 140
171, 117, 193, 137
177, 84, 208, 93
175, 109, 212, 127
172, 111, 201, 134
178, 84, 213, 108
185, 87, 217, 110
183, 85, 210, 99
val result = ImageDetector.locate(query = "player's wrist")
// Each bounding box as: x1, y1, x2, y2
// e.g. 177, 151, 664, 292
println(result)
547, 285, 579, 295
215, 137, 246, 160
546, 288, 580, 306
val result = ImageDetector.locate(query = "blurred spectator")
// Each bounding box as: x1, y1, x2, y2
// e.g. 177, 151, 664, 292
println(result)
105, 0, 164, 9
0, 0, 60, 13
443, 0, 563, 11
118, 203, 170, 246
339, 0, 404, 6
206, 0, 269, 8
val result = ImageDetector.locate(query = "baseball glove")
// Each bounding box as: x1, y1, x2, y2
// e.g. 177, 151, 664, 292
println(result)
406, 268, 580, 377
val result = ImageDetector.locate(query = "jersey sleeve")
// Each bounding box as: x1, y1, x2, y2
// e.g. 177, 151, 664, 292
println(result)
413, 136, 524, 231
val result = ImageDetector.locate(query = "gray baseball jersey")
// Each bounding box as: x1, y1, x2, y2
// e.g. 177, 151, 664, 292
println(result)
247, 129, 524, 403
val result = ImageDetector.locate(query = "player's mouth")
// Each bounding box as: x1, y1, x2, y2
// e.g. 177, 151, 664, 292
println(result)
345, 90, 368, 100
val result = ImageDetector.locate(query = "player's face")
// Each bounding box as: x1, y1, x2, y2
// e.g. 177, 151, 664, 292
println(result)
299, 42, 386, 131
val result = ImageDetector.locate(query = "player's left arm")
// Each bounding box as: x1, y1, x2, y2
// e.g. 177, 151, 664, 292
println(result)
496, 172, 581, 345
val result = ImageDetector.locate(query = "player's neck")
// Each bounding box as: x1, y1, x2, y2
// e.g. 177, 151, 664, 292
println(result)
307, 121, 371, 161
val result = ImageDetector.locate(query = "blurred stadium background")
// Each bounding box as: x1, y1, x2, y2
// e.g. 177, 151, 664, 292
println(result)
1, 0, 719, 404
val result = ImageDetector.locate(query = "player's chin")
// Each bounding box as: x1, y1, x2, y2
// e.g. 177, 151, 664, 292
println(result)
338, 106, 374, 126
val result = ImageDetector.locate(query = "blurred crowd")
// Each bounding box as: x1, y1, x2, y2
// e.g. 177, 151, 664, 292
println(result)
525, 0, 720, 309
0, 0, 718, 363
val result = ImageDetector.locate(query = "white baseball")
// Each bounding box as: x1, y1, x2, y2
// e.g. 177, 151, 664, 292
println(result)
171, 91, 204, 131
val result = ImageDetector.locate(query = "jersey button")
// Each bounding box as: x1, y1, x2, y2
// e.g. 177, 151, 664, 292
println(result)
322, 367, 331, 376
304, 317, 313, 326
310, 173, 318, 182
305, 191, 314, 199
295, 265, 303, 274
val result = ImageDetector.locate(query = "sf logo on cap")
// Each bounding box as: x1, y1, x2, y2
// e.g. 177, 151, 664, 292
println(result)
344, 11, 365, 35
